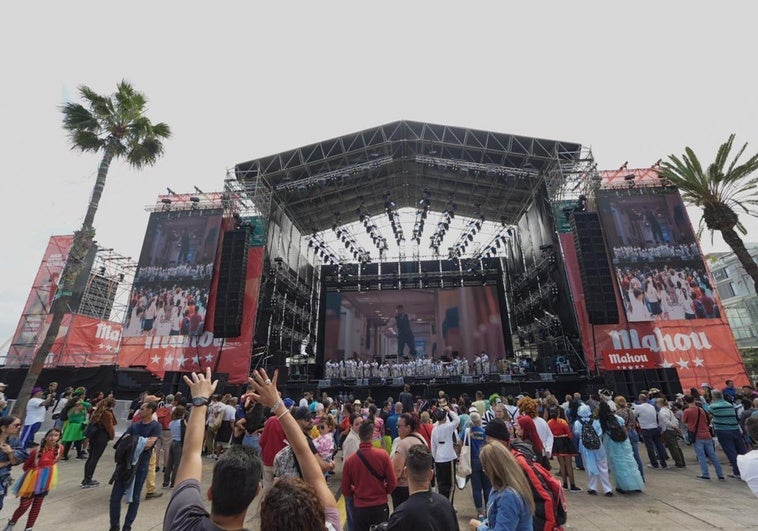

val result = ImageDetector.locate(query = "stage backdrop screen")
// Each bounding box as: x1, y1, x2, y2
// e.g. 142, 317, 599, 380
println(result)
123, 208, 223, 338
596, 189, 721, 323
323, 286, 506, 361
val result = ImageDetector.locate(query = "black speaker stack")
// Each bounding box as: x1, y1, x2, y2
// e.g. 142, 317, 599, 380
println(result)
571, 212, 619, 325
213, 228, 249, 338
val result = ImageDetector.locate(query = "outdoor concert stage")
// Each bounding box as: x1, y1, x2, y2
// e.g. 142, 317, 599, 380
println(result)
6, 121, 749, 399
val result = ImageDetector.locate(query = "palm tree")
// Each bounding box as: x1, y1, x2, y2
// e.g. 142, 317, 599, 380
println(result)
13, 81, 170, 416
659, 134, 758, 294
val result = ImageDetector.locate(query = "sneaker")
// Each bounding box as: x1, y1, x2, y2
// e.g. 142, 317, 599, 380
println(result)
604, 491, 614, 497
718, 477, 725, 481
80, 480, 99, 488
587, 489, 597, 495
570, 485, 583, 492
145, 491, 163, 499
695, 476, 711, 480
162, 484, 171, 489
727, 474, 741, 479
646, 464, 659, 469
3, 521, 15, 531
562, 484, 568, 490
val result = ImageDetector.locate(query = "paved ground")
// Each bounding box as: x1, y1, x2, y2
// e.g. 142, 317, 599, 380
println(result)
5, 440, 754, 530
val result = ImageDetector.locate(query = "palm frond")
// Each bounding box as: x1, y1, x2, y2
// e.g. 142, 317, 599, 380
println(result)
126, 137, 165, 169
70, 131, 104, 153
61, 103, 100, 133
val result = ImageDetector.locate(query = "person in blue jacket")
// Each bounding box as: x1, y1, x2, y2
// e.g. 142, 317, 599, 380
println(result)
469, 442, 534, 531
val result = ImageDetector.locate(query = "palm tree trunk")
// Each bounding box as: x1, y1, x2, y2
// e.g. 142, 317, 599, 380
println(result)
11, 149, 113, 417
720, 226, 758, 294
83, 148, 114, 229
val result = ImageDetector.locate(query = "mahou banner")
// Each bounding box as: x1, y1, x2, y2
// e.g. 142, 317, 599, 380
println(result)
560, 232, 749, 390
117, 245, 264, 384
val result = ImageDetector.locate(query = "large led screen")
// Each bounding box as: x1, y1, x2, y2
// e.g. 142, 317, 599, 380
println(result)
596, 190, 720, 322
323, 286, 506, 361
123, 208, 223, 337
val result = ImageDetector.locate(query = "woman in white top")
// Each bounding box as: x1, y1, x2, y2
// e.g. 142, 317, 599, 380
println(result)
431, 407, 459, 503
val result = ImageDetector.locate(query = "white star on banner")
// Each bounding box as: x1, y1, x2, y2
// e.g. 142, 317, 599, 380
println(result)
192, 355, 200, 365
693, 357, 705, 367
98, 343, 107, 350
676, 359, 690, 370
176, 355, 187, 367
204, 353, 214, 363
164, 354, 174, 367
660, 359, 674, 369
151, 355, 161, 365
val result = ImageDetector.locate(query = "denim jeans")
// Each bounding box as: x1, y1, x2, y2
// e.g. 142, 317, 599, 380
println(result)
110, 454, 150, 529
470, 461, 491, 512
715, 429, 747, 476
627, 429, 645, 480
345, 496, 355, 531
693, 438, 724, 478
641, 427, 668, 468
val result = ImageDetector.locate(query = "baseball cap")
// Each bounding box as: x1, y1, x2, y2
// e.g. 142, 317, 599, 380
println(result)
353, 399, 362, 405
291, 406, 314, 421
484, 418, 511, 442
282, 398, 295, 409
30, 386, 44, 396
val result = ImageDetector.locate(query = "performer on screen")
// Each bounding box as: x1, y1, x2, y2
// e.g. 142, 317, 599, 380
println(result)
395, 305, 416, 359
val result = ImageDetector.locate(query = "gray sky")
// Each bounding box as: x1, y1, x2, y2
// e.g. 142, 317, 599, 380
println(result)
2, 2, 758, 346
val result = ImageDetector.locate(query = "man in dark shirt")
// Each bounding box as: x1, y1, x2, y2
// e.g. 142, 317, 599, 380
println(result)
387, 444, 458, 530
110, 401, 162, 531
395, 305, 416, 358
399, 385, 414, 414
163, 368, 262, 531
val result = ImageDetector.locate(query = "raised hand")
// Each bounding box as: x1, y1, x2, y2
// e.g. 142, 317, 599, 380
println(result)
182, 366, 218, 399
247, 369, 279, 408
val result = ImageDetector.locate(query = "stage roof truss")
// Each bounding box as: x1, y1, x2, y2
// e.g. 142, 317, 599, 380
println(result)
235, 121, 582, 239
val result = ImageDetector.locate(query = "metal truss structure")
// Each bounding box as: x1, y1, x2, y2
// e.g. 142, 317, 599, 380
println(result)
235, 120, 583, 244
77, 248, 136, 323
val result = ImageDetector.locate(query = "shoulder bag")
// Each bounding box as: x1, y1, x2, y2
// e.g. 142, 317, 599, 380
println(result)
456, 428, 472, 478
687, 407, 702, 443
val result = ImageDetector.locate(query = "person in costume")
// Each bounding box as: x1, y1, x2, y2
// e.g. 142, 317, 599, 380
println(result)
4, 428, 62, 531
597, 401, 644, 494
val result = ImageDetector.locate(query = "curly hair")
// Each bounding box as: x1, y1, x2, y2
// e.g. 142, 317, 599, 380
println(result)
260, 477, 325, 531
516, 396, 538, 418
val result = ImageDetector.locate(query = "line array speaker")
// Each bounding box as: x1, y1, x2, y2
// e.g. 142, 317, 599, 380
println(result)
213, 229, 249, 338
571, 212, 619, 325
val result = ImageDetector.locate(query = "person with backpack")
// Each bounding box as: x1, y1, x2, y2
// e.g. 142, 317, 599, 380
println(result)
470, 442, 535, 531
597, 401, 644, 494
81, 397, 117, 488
573, 404, 612, 497
484, 419, 567, 531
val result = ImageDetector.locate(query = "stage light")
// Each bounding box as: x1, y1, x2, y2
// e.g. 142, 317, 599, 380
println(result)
624, 173, 635, 181
161, 198, 172, 205
193, 186, 203, 194
166, 187, 176, 195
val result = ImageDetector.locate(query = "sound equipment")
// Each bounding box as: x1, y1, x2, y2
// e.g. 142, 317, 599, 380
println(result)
213, 229, 249, 338
571, 212, 619, 325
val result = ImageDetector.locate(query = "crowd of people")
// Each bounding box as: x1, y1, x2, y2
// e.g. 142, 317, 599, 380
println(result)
134, 263, 214, 284
324, 352, 533, 381
124, 286, 208, 337
615, 264, 718, 321
0, 376, 756, 530
612, 243, 702, 262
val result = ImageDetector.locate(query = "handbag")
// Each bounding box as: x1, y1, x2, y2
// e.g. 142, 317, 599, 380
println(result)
456, 428, 472, 478
84, 422, 99, 439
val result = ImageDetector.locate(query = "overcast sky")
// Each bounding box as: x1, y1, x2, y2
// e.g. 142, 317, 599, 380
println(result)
2, 2, 758, 346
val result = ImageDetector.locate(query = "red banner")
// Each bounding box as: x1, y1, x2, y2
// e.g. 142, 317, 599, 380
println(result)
601, 348, 659, 370
56, 315, 122, 366
560, 232, 749, 390
117, 245, 264, 384
7, 236, 74, 364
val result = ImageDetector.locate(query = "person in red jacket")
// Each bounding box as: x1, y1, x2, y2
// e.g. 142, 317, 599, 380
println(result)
259, 407, 287, 497
6, 428, 63, 531
341, 420, 397, 531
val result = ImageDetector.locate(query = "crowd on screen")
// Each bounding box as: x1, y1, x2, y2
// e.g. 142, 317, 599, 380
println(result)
134, 263, 214, 283
616, 265, 718, 321
3, 376, 758, 530
612, 243, 702, 263
124, 286, 208, 337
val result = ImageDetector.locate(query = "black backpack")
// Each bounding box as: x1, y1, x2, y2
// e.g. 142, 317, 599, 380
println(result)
604, 418, 628, 443
580, 419, 601, 450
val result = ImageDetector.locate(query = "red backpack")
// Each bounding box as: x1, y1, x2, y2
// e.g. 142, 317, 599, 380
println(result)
156, 406, 172, 429
512, 449, 568, 531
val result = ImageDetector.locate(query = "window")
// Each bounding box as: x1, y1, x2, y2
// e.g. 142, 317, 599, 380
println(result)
717, 282, 736, 300
712, 268, 729, 281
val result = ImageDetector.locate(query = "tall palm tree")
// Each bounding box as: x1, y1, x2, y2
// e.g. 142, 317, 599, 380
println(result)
13, 81, 170, 415
659, 134, 758, 293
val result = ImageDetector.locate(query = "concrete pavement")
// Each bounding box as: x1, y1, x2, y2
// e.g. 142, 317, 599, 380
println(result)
4, 439, 754, 530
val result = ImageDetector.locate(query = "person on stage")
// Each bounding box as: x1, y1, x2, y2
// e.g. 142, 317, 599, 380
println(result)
394, 306, 416, 359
